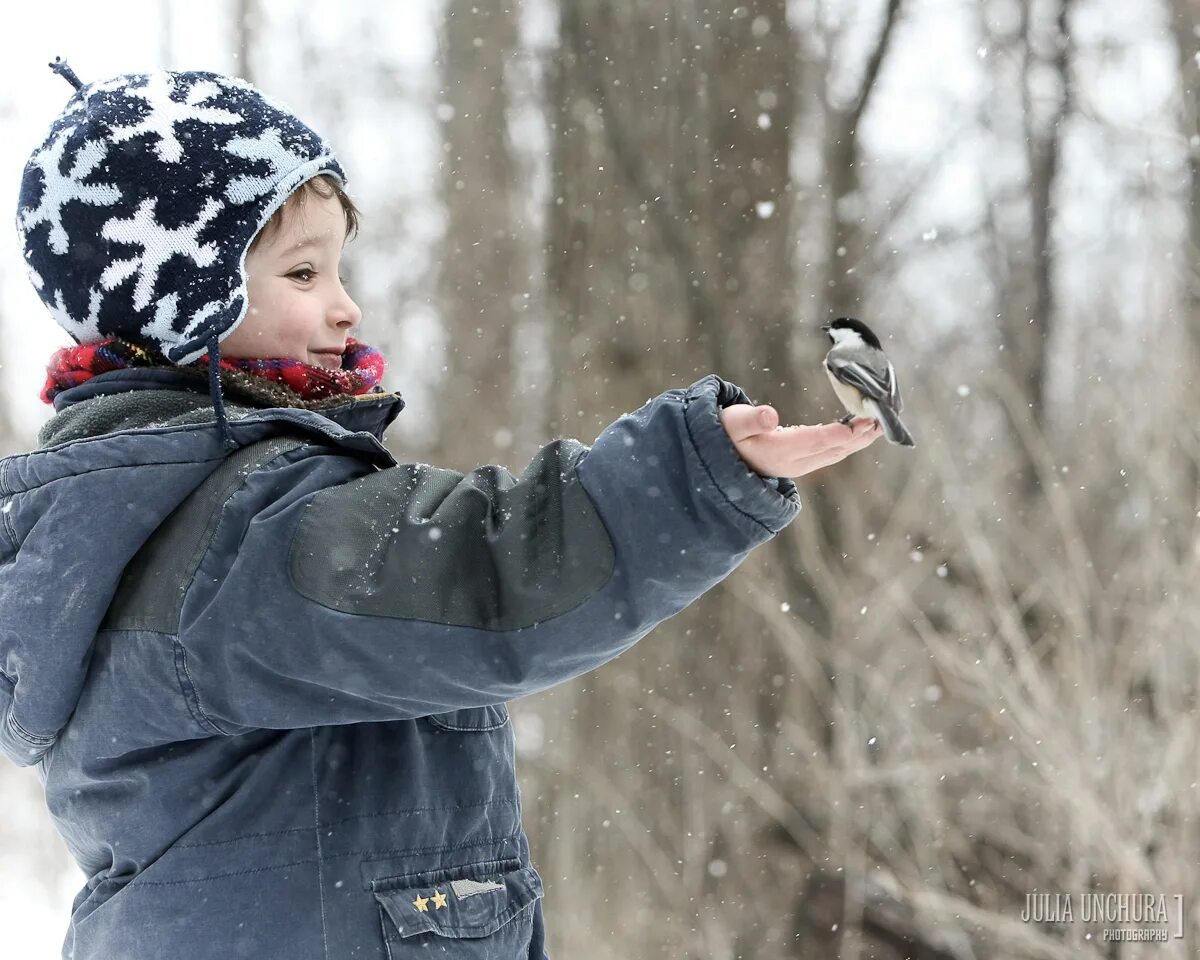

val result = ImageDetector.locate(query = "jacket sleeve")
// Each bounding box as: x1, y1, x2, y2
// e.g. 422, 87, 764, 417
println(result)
177, 374, 802, 733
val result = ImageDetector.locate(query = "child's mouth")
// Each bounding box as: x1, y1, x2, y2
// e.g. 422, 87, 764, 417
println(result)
310, 351, 343, 370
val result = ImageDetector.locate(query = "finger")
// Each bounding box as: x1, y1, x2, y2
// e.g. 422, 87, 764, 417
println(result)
770, 421, 860, 447
830, 421, 882, 455
737, 415, 880, 477
720, 403, 776, 443
768, 419, 876, 454
853, 419, 883, 442
828, 418, 882, 446
783, 421, 882, 475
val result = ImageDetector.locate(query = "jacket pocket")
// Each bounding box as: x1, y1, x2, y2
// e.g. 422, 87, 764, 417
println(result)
424, 703, 510, 732
373, 861, 542, 955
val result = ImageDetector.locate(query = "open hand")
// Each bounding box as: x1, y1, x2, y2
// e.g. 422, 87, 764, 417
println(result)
718, 403, 882, 479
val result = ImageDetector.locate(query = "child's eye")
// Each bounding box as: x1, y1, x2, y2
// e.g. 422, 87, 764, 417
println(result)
289, 268, 316, 282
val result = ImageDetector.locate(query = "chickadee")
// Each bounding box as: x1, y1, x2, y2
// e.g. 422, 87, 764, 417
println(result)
820, 317, 915, 447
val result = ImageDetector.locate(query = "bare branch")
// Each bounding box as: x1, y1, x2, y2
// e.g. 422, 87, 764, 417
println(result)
849, 0, 904, 137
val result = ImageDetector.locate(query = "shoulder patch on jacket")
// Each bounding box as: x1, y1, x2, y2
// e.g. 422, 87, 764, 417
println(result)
102, 435, 311, 634
288, 439, 614, 630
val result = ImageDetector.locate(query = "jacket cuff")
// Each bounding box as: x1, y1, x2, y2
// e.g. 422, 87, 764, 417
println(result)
682, 374, 802, 536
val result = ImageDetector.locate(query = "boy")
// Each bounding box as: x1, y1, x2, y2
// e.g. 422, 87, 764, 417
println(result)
1, 63, 879, 959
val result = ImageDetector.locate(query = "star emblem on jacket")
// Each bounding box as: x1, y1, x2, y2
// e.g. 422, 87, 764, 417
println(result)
412, 889, 448, 912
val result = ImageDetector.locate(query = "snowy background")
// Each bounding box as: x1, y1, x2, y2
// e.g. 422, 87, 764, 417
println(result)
2, 0, 1197, 957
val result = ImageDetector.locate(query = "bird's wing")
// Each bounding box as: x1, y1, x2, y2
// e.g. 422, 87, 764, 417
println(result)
887, 360, 903, 413
827, 355, 893, 405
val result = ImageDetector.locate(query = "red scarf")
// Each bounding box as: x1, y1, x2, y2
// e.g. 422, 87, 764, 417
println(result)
42, 336, 387, 405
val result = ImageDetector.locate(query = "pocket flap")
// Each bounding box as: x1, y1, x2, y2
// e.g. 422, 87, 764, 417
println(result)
424, 703, 510, 732
374, 863, 542, 939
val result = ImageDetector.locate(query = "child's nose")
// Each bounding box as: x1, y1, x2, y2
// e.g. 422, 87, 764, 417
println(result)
331, 291, 362, 329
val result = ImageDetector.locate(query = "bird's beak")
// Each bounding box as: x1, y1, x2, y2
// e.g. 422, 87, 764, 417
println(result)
819, 323, 830, 332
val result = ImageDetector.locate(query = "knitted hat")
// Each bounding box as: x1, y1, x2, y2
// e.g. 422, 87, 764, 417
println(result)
16, 59, 349, 448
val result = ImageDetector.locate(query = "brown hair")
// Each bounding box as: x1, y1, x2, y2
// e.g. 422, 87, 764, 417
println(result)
248, 173, 360, 252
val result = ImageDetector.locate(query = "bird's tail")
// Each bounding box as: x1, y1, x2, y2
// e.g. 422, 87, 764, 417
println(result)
868, 400, 915, 447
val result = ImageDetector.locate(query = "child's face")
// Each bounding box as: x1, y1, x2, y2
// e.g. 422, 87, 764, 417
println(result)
224, 189, 361, 369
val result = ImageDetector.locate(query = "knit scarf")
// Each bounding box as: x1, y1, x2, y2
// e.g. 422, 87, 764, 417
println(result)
42, 336, 387, 407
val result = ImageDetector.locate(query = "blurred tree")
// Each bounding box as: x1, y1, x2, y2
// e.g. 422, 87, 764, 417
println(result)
982, 0, 1074, 502
432, 2, 528, 472
233, 0, 260, 83
1019, 0, 1073, 497
820, 0, 903, 319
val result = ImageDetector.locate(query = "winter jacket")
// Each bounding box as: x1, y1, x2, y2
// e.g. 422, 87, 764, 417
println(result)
0, 366, 801, 959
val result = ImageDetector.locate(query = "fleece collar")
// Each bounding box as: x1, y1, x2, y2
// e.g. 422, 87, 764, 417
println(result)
39, 366, 405, 450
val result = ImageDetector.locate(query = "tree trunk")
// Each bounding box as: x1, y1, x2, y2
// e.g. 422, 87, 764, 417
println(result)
432, 1, 525, 474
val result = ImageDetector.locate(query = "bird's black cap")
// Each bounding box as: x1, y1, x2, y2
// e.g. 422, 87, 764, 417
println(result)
823, 316, 882, 350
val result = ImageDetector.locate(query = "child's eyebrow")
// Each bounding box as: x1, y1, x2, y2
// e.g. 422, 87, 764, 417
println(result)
281, 234, 337, 255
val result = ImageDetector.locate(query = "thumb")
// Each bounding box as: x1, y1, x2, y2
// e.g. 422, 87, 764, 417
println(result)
720, 403, 777, 442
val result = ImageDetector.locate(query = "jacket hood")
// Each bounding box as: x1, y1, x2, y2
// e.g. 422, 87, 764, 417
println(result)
0, 367, 404, 767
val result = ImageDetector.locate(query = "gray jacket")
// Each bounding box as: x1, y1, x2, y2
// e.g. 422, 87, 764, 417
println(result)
0, 367, 800, 959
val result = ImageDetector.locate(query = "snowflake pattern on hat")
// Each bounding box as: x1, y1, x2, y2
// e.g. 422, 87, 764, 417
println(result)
16, 63, 346, 365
